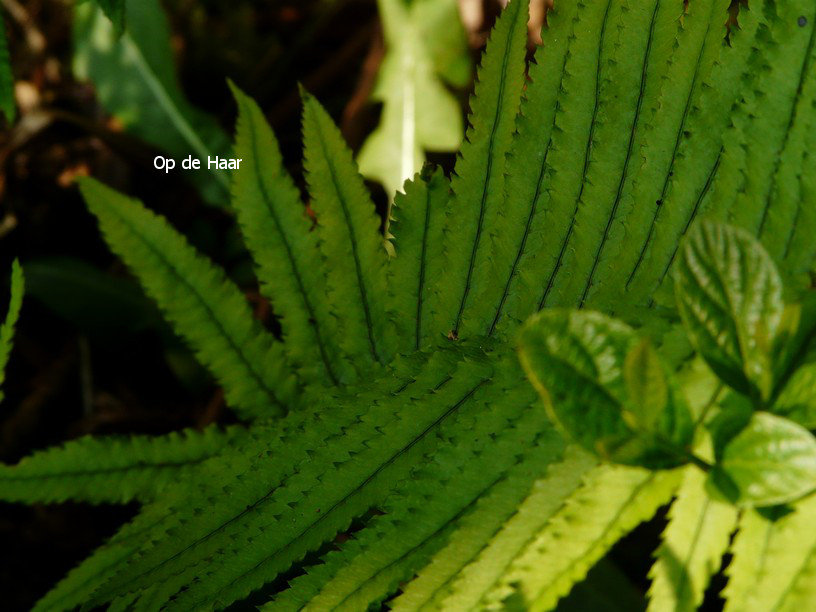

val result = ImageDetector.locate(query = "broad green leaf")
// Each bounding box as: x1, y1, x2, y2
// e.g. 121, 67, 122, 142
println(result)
675, 221, 784, 401
73, 0, 230, 205
518, 309, 694, 468
358, 0, 468, 196
0, 7, 14, 123
0, 259, 23, 403
95, 0, 125, 35
771, 292, 816, 396
647, 465, 738, 612
774, 357, 816, 429
711, 412, 816, 507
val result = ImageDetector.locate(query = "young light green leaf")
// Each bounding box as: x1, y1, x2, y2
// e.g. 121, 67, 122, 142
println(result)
0, 260, 24, 404
73, 0, 230, 205
675, 221, 784, 401
95, 0, 126, 35
711, 412, 816, 507
357, 0, 468, 196
773, 358, 816, 429
624, 338, 670, 430
0, 7, 14, 123
518, 309, 694, 469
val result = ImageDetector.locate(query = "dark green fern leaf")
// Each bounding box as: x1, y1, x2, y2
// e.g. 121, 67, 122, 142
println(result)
79, 178, 297, 419
0, 425, 241, 504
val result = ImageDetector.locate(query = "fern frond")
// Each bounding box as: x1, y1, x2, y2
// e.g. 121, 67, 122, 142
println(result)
388, 166, 449, 352
482, 0, 582, 337
717, 1, 816, 252
230, 84, 344, 385
84, 345, 496, 610
0, 259, 23, 403
647, 465, 738, 612
79, 178, 296, 420
0, 425, 241, 504
482, 463, 682, 611
265, 357, 564, 610
723, 492, 816, 611
433, 0, 529, 340
33, 503, 172, 612
392, 446, 596, 611
301, 89, 395, 369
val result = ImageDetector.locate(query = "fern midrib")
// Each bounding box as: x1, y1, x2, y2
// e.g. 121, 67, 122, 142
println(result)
523, 475, 657, 603
649, 148, 722, 308
415, 182, 433, 349
330, 472, 506, 611
245, 107, 340, 385
420, 457, 547, 608
579, 0, 660, 308
41, 513, 169, 611
109, 378, 489, 602
310, 113, 382, 364
0, 456, 213, 481
488, 13, 576, 336
101, 201, 285, 413
538, 0, 613, 310
676, 495, 713, 606
208, 379, 490, 607
757, 16, 816, 236
453, 6, 522, 335
627, 2, 717, 290
782, 147, 811, 258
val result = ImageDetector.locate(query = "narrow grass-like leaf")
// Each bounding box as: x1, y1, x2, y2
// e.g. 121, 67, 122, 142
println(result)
0, 260, 23, 403
73, 0, 230, 205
